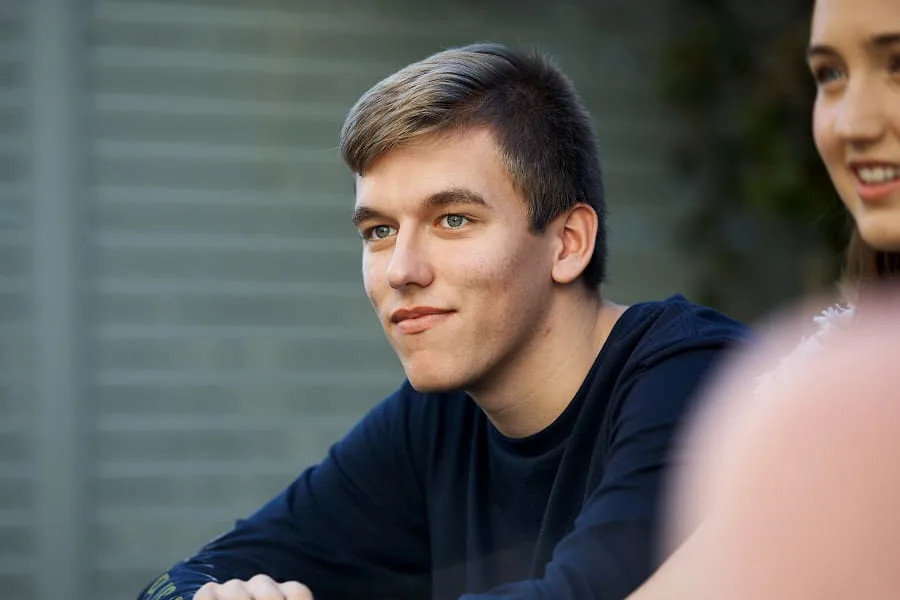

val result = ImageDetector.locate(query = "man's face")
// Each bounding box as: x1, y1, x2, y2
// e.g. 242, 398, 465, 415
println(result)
353, 128, 559, 393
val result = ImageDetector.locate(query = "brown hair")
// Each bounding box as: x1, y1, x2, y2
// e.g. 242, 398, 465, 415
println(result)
339, 42, 608, 286
840, 226, 900, 301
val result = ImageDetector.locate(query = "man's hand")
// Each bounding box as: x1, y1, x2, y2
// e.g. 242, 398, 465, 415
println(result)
194, 575, 312, 600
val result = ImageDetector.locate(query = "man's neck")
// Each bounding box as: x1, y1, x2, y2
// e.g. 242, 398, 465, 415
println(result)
469, 290, 629, 439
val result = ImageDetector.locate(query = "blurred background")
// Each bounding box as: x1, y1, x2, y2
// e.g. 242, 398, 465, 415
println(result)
3, 1, 843, 599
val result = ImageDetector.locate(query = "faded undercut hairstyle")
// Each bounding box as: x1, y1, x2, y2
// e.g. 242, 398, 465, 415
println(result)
339, 42, 608, 287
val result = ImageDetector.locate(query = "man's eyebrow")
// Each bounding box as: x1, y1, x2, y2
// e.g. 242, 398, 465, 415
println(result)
424, 187, 489, 210
351, 187, 489, 228
350, 205, 384, 228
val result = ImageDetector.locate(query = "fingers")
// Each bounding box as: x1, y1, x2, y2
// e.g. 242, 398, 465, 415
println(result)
194, 579, 255, 600
245, 575, 285, 600
194, 581, 221, 600
192, 575, 313, 600
278, 581, 314, 600
219, 579, 256, 600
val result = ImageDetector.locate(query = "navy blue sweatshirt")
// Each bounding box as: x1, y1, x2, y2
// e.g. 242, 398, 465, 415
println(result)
138, 295, 748, 600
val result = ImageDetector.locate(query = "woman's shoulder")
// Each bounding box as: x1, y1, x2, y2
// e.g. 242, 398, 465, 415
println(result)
753, 303, 855, 400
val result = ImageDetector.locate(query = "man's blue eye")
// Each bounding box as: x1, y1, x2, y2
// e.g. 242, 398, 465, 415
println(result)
364, 225, 395, 241
443, 215, 468, 228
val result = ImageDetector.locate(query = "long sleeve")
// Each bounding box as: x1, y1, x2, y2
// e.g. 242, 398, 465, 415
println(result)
136, 383, 432, 600
458, 349, 724, 600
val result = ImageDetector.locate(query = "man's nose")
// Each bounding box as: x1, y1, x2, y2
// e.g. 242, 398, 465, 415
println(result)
385, 230, 434, 290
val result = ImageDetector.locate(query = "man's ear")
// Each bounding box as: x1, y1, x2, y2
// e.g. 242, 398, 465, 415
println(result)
550, 204, 597, 285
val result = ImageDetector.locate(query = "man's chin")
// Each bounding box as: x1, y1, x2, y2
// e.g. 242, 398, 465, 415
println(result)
405, 374, 462, 394
403, 363, 468, 394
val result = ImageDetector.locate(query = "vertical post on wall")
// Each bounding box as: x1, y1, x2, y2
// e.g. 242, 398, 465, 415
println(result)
31, 0, 88, 598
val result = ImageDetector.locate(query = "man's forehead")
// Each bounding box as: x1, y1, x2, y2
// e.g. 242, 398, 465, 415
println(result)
350, 129, 513, 214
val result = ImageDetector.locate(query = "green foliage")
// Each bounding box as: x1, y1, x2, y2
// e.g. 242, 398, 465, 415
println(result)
659, 0, 847, 317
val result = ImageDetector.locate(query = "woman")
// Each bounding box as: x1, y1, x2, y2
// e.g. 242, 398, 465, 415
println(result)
627, 0, 900, 597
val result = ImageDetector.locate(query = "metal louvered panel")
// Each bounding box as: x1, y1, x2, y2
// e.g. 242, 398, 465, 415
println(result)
32, 2, 93, 600
83, 2, 690, 599
0, 3, 34, 599
88, 2, 405, 596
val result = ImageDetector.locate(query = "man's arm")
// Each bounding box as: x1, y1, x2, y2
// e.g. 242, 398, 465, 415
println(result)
136, 383, 431, 600
460, 348, 726, 600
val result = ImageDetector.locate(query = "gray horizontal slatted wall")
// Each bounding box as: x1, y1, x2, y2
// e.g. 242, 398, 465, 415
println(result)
89, 1, 404, 595
13, 1, 692, 599
0, 3, 33, 598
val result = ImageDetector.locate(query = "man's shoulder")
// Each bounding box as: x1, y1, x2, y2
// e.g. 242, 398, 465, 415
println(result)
613, 294, 751, 368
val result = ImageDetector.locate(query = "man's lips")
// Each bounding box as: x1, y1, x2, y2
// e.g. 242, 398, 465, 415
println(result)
390, 306, 453, 323
389, 307, 455, 334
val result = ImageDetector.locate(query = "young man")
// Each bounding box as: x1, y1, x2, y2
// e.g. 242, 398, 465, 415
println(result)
137, 43, 748, 600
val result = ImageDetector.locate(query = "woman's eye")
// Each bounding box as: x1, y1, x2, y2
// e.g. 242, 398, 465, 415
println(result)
441, 214, 468, 229
813, 64, 844, 86
889, 53, 900, 73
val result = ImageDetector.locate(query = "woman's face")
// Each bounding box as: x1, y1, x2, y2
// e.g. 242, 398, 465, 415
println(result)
811, 0, 900, 251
